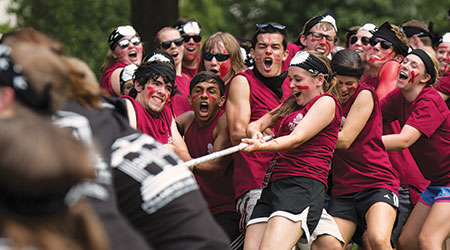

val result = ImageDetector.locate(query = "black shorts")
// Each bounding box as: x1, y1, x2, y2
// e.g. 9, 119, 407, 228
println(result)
328, 188, 399, 230
248, 177, 325, 238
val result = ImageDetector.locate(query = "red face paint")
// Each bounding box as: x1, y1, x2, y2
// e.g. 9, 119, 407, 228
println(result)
348, 86, 356, 92
192, 90, 217, 101
219, 60, 231, 79
147, 86, 156, 99
409, 70, 419, 84
369, 50, 395, 63
295, 85, 310, 90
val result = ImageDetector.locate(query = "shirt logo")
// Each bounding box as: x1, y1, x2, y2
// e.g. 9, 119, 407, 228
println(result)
288, 113, 304, 131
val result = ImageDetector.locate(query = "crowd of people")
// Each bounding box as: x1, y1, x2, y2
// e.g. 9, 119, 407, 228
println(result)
0, 9, 449, 250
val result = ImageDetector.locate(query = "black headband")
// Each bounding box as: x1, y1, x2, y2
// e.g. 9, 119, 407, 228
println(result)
401, 26, 431, 38
333, 65, 364, 78
303, 11, 338, 34
374, 22, 409, 56
290, 51, 330, 81
0, 44, 52, 113
409, 49, 436, 84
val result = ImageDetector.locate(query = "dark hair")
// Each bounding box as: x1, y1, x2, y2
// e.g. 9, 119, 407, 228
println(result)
189, 71, 225, 96
251, 22, 287, 50
134, 61, 177, 97
331, 49, 364, 79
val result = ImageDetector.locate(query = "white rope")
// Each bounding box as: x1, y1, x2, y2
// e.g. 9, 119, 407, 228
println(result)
176, 135, 272, 169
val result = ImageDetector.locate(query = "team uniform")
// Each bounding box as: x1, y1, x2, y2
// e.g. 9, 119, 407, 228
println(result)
170, 74, 193, 117
100, 61, 127, 97
328, 84, 400, 234
54, 97, 231, 250
121, 96, 173, 144
184, 110, 243, 249
435, 73, 450, 109
281, 43, 302, 72
182, 64, 198, 80
231, 69, 290, 230
248, 93, 341, 244
381, 87, 450, 206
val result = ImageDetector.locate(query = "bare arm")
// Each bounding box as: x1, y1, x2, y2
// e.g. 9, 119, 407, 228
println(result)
226, 75, 251, 145
243, 96, 336, 152
111, 68, 123, 97
336, 90, 374, 149
382, 124, 422, 151
193, 114, 232, 176
175, 111, 195, 134
437, 90, 450, 101
123, 98, 137, 129
246, 112, 275, 142
168, 118, 192, 161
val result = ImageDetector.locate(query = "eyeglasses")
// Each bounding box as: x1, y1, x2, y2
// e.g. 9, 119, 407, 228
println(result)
204, 52, 230, 62
160, 37, 184, 49
118, 37, 141, 48
183, 35, 202, 43
369, 37, 393, 50
350, 36, 371, 45
256, 23, 286, 31
306, 32, 336, 43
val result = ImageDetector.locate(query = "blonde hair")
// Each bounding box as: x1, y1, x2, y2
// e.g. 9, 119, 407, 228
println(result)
99, 51, 117, 76
391, 24, 409, 54
198, 32, 245, 77
270, 51, 337, 122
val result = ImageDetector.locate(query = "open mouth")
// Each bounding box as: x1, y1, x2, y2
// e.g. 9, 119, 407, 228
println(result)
264, 58, 273, 70
187, 47, 195, 52
398, 71, 408, 80
294, 92, 301, 98
129, 51, 137, 58
316, 47, 326, 54
199, 102, 209, 115
171, 52, 179, 58
209, 69, 219, 74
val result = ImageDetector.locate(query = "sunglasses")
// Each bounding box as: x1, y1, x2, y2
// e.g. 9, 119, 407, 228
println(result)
306, 32, 336, 43
183, 35, 202, 43
118, 37, 141, 48
369, 37, 393, 50
160, 37, 184, 49
350, 36, 370, 45
204, 52, 230, 62
256, 23, 286, 30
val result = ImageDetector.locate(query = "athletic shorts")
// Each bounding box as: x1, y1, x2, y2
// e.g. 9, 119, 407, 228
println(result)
236, 188, 262, 233
296, 209, 345, 250
420, 185, 450, 207
328, 188, 399, 230
247, 177, 325, 242
391, 186, 415, 245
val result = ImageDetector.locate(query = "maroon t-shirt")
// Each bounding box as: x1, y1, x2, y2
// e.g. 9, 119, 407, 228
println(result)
122, 96, 173, 144
231, 69, 291, 199
281, 43, 302, 72
182, 66, 198, 80
100, 61, 127, 97
271, 94, 341, 188
435, 73, 450, 109
184, 111, 236, 215
170, 74, 193, 117
381, 87, 450, 186
332, 84, 399, 197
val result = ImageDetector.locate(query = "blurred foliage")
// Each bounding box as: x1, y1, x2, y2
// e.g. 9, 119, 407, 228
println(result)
4, 0, 450, 78
8, 0, 131, 78
180, 0, 450, 45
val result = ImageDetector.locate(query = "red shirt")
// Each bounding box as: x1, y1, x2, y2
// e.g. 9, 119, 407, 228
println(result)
435, 73, 450, 109
122, 96, 173, 144
281, 43, 302, 72
100, 61, 127, 97
381, 87, 450, 186
184, 111, 236, 215
271, 93, 341, 188
332, 84, 399, 196
170, 74, 193, 117
231, 69, 291, 199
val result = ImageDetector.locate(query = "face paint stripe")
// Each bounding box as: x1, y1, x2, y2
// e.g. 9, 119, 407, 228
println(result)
409, 71, 419, 84
192, 90, 217, 101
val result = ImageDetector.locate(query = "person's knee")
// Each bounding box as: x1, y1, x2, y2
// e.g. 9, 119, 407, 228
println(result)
417, 230, 442, 250
311, 235, 342, 250
367, 231, 390, 249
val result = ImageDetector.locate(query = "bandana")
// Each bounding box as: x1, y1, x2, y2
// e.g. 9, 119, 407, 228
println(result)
409, 49, 436, 84
437, 32, 450, 45
333, 65, 364, 78
0, 44, 51, 113
401, 26, 431, 38
145, 50, 176, 66
120, 64, 138, 85
108, 25, 137, 50
252, 68, 288, 99
290, 51, 330, 81
373, 22, 409, 56
175, 21, 201, 35
359, 23, 377, 33
303, 11, 338, 34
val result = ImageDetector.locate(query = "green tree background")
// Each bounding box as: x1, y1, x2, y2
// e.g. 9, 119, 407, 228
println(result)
4, 0, 450, 78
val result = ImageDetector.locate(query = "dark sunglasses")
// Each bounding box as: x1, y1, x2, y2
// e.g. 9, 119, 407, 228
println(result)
160, 37, 184, 49
118, 37, 141, 48
350, 36, 371, 45
183, 35, 202, 43
204, 52, 230, 62
369, 37, 393, 50
255, 23, 286, 31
